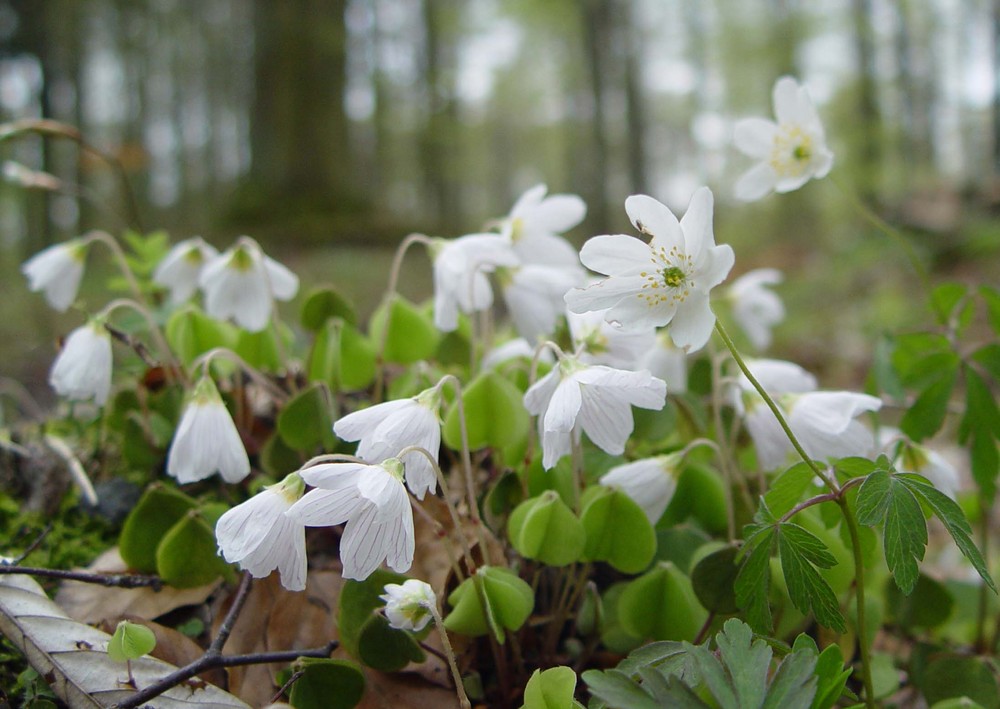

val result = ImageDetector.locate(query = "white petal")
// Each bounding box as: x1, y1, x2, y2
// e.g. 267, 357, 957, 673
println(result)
264, 256, 300, 301
668, 292, 716, 353
513, 232, 582, 269
49, 323, 113, 405
604, 291, 677, 332
733, 118, 779, 159
524, 368, 561, 416
789, 391, 882, 435
579, 234, 651, 276
334, 399, 413, 442
577, 391, 634, 456
286, 487, 363, 527
734, 163, 778, 202
541, 427, 573, 470
526, 193, 587, 234
544, 376, 583, 433
680, 187, 715, 263
565, 275, 649, 314
773, 76, 810, 125
624, 195, 682, 247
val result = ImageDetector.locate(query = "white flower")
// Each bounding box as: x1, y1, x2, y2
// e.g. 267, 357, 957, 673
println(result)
216, 473, 307, 591
600, 453, 682, 525
737, 360, 882, 470
153, 237, 219, 304
879, 428, 960, 499
431, 234, 519, 332
565, 188, 735, 353
333, 387, 443, 500
22, 238, 89, 312
481, 338, 542, 370
499, 264, 584, 343
167, 375, 250, 484
726, 268, 785, 350
380, 579, 437, 632
733, 76, 834, 201
524, 354, 667, 470
568, 307, 656, 369
286, 459, 414, 581
49, 319, 113, 405
502, 184, 586, 268
199, 236, 299, 332
637, 332, 688, 394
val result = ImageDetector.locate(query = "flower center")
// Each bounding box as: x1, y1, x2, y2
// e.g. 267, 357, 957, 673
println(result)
230, 246, 254, 271
636, 245, 695, 309
770, 125, 813, 177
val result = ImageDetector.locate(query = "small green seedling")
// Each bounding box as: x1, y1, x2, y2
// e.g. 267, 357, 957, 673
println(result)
107, 620, 157, 688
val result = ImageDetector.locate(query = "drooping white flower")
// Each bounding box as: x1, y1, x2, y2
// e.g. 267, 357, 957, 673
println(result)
333, 387, 443, 500
481, 338, 538, 370
22, 238, 89, 312
199, 236, 299, 332
879, 428, 960, 499
733, 76, 834, 201
286, 459, 414, 581
568, 307, 656, 369
735, 360, 881, 470
49, 319, 113, 405
524, 354, 667, 470
565, 188, 735, 353
430, 234, 519, 332
499, 264, 584, 343
600, 452, 683, 525
502, 184, 586, 269
637, 332, 688, 394
216, 472, 307, 591
726, 268, 785, 351
153, 237, 219, 304
167, 375, 250, 484
380, 579, 437, 632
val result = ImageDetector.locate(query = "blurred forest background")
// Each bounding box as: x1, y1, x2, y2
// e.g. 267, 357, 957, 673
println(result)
1, 0, 1000, 392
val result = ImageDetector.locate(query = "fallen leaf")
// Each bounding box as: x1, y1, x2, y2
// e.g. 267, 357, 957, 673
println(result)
55, 547, 220, 624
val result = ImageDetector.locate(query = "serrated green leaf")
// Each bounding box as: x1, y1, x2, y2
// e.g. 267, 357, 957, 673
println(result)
715, 618, 771, 708
765, 463, 816, 518
931, 283, 968, 326
872, 334, 905, 401
778, 531, 846, 632
861, 472, 928, 595
855, 470, 892, 525
897, 475, 997, 593
971, 343, 1000, 383
963, 367, 1000, 440
735, 527, 775, 632
900, 361, 958, 442
812, 644, 852, 709
980, 285, 1000, 334
582, 669, 661, 709
761, 649, 818, 709
780, 524, 838, 568
686, 642, 736, 708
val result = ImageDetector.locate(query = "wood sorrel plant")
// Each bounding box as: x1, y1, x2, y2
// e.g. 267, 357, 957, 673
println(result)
1, 72, 999, 709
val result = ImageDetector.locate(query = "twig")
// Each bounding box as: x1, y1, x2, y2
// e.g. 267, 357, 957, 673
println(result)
10, 524, 53, 565
209, 571, 253, 655
270, 669, 305, 703
0, 565, 162, 590
110, 643, 338, 709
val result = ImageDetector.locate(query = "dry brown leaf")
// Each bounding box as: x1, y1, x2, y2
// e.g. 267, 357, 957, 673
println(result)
356, 666, 463, 709
55, 547, 220, 624
215, 571, 342, 705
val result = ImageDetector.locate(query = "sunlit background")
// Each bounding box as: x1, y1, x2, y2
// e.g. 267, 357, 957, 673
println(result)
1, 0, 999, 393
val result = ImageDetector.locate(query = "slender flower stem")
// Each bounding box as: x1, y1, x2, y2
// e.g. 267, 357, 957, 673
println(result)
831, 177, 930, 293
708, 345, 738, 540
438, 375, 494, 564
714, 320, 875, 709
374, 233, 435, 402
193, 347, 288, 404
430, 605, 472, 709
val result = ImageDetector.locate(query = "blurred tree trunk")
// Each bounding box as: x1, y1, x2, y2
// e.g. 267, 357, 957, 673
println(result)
581, 0, 611, 233
851, 0, 882, 200
420, 0, 462, 231
249, 0, 352, 205
615, 0, 647, 195
897, 0, 932, 181
993, 0, 1000, 181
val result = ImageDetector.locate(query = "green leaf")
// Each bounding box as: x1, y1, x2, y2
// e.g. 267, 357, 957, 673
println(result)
356, 614, 425, 671
508, 491, 585, 567
735, 526, 775, 632
289, 658, 365, 709
761, 649, 818, 709
765, 462, 816, 518
338, 570, 408, 658
896, 475, 997, 593
618, 563, 706, 641
715, 618, 771, 707
931, 283, 968, 326
107, 620, 156, 663
980, 285, 1000, 335
777, 528, 846, 632
919, 655, 1000, 709
520, 666, 581, 709
971, 343, 1000, 383
872, 334, 904, 401
582, 669, 661, 709
156, 510, 230, 588
581, 487, 656, 573
442, 370, 530, 451
119, 484, 198, 573
369, 295, 439, 364
299, 286, 357, 330
900, 358, 958, 442
234, 324, 288, 372
690, 545, 740, 614
277, 383, 337, 452
962, 368, 1000, 440
885, 573, 954, 629
856, 470, 927, 594
444, 567, 534, 643
164, 306, 237, 367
